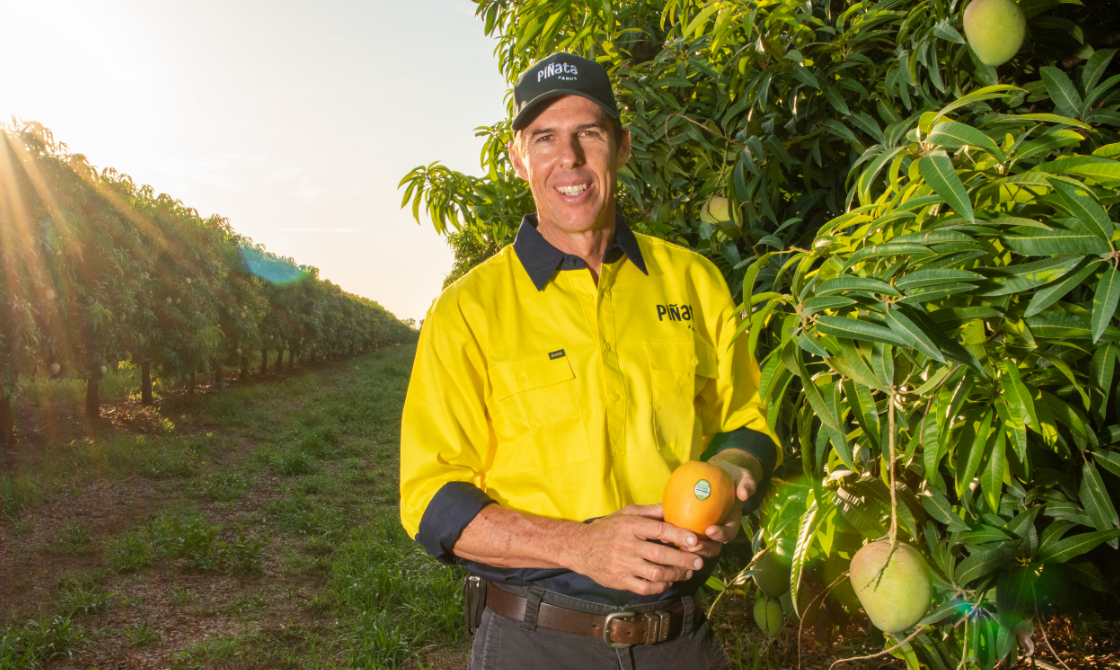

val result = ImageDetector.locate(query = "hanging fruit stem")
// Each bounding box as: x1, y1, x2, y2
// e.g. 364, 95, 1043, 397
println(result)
888, 390, 899, 550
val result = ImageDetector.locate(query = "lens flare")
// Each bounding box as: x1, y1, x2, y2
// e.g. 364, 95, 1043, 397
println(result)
239, 244, 308, 284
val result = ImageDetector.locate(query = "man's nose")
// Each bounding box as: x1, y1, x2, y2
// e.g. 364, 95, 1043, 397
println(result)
558, 134, 585, 169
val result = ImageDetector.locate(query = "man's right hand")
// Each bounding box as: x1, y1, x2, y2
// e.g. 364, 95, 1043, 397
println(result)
567, 504, 705, 595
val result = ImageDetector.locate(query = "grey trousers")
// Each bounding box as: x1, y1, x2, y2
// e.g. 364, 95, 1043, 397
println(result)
467, 591, 733, 670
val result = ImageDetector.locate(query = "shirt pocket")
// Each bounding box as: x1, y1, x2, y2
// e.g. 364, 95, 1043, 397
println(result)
645, 340, 719, 464
489, 356, 592, 474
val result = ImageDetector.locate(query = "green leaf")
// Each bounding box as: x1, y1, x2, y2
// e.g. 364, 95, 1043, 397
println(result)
802, 296, 856, 315
1091, 345, 1117, 423
997, 360, 1039, 430
895, 269, 984, 290
926, 121, 1005, 162
1001, 221, 1112, 256
918, 154, 974, 222
996, 567, 1036, 624
797, 351, 841, 433
742, 252, 777, 303
956, 541, 1021, 586
790, 501, 820, 618
1093, 266, 1120, 343
1050, 180, 1115, 243
683, 2, 721, 38
975, 256, 1083, 297
1036, 156, 1120, 183
1080, 460, 1120, 531
817, 316, 907, 348
1027, 311, 1120, 342
920, 486, 970, 532
982, 433, 1007, 514
1082, 49, 1117, 92
1040, 66, 1085, 118
885, 305, 945, 362
830, 338, 888, 390
899, 283, 978, 304
836, 481, 892, 540
1094, 449, 1120, 479
958, 410, 995, 497
843, 379, 880, 452
816, 276, 901, 297
841, 244, 934, 272
1036, 528, 1120, 564
1025, 260, 1102, 317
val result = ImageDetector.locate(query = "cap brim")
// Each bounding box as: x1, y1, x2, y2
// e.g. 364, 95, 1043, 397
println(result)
511, 90, 620, 130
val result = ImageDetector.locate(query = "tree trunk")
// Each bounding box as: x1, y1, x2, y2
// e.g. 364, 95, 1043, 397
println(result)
85, 376, 100, 418
287, 349, 294, 372
141, 361, 153, 405
240, 355, 248, 382
0, 388, 14, 454
188, 371, 195, 394
261, 349, 268, 375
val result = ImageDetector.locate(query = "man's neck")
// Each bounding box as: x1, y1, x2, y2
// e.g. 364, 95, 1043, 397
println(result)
535, 209, 616, 283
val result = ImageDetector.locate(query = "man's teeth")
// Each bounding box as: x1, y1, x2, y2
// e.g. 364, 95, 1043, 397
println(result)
556, 184, 588, 196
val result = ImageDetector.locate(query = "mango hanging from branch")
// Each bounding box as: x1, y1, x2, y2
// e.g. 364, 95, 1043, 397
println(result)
963, 0, 1026, 66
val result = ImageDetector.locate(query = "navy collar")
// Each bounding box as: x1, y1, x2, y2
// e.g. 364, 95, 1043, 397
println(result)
512, 213, 648, 291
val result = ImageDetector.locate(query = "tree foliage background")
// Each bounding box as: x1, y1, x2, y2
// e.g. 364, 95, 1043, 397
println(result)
0, 121, 417, 448
402, 0, 1120, 667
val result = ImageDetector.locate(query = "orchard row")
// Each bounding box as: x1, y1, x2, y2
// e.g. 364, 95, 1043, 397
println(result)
0, 122, 416, 444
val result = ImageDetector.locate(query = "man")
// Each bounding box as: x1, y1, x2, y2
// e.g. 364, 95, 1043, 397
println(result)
400, 52, 778, 669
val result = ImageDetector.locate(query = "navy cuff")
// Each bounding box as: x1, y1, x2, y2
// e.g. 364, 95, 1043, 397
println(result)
416, 481, 496, 565
701, 427, 777, 515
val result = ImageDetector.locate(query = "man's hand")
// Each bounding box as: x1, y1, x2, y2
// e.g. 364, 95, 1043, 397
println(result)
568, 504, 706, 596
680, 449, 764, 558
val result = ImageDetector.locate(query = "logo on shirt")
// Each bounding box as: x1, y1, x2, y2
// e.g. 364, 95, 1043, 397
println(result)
538, 62, 579, 82
548, 349, 566, 360
656, 304, 693, 322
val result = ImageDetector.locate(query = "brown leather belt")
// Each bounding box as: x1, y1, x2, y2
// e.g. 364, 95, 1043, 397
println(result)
484, 582, 690, 648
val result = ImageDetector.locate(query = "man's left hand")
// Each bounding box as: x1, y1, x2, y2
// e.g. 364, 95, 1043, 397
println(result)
682, 449, 763, 558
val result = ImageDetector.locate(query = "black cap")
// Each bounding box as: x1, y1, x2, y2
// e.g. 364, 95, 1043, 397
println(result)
511, 52, 620, 131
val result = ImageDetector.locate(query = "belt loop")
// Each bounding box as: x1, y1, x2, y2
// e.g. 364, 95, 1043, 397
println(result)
520, 586, 545, 632
682, 594, 696, 631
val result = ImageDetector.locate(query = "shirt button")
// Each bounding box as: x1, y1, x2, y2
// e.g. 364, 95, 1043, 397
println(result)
613, 393, 622, 402
691, 357, 699, 366
603, 343, 612, 352
517, 373, 527, 384
567, 258, 577, 266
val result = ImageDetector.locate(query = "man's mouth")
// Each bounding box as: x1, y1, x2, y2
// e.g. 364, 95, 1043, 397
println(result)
555, 183, 589, 196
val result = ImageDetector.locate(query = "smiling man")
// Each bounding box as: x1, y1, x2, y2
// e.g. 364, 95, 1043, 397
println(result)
400, 53, 778, 669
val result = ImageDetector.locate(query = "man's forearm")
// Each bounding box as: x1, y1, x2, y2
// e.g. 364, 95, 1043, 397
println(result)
452, 504, 584, 570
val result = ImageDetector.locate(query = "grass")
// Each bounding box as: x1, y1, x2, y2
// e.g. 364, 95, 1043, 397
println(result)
1, 345, 472, 668
0, 615, 85, 670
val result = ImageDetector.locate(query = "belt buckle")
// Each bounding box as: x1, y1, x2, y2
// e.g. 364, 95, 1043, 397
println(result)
643, 609, 672, 645
603, 610, 637, 648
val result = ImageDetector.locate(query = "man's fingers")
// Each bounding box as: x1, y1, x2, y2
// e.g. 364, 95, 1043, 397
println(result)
618, 503, 665, 520
639, 539, 704, 572
636, 516, 700, 549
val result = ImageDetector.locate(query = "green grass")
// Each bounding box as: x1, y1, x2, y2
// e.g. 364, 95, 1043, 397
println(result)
0, 615, 85, 670
106, 529, 154, 572
1, 346, 474, 668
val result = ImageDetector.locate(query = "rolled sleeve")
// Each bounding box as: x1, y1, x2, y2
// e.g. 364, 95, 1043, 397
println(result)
416, 482, 496, 564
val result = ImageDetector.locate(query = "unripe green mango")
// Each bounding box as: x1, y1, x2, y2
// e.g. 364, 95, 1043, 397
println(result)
752, 549, 792, 599
850, 541, 932, 634
753, 595, 784, 638
963, 0, 1026, 66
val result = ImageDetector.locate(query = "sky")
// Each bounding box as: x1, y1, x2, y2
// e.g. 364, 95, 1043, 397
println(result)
0, 0, 510, 322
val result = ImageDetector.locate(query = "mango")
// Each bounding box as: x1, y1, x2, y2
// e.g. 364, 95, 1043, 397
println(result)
850, 541, 931, 633
753, 595, 784, 638
700, 196, 730, 223
963, 0, 1026, 66
752, 549, 792, 599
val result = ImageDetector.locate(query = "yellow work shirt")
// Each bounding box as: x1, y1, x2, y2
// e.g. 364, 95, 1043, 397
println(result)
400, 217, 775, 547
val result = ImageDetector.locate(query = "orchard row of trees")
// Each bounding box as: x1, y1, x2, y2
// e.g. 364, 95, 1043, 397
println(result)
403, 0, 1120, 668
0, 121, 416, 448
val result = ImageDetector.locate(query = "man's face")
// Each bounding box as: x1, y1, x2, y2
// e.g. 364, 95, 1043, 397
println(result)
509, 95, 630, 235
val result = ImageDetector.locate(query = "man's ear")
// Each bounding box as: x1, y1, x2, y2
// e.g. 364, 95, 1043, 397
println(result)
508, 139, 529, 181
615, 127, 632, 170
